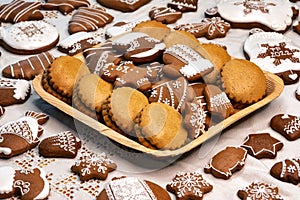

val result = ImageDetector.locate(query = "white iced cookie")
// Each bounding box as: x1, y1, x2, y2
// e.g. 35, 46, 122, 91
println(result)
244, 31, 300, 84
0, 20, 59, 54
217, 0, 293, 32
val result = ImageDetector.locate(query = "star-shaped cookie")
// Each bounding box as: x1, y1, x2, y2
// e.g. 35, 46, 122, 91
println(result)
241, 133, 283, 159
166, 171, 213, 200
71, 152, 116, 181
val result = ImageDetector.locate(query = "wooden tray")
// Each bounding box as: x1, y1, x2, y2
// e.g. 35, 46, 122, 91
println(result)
33, 72, 284, 157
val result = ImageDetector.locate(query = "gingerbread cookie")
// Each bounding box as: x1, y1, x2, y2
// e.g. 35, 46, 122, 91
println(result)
217, 0, 293, 32
0, 78, 31, 107
57, 32, 102, 56
204, 146, 247, 179
174, 17, 231, 39
166, 171, 213, 200
167, 0, 198, 12
83, 41, 123, 76
101, 61, 136, 83
112, 32, 166, 63
68, 7, 114, 34
42, 0, 90, 15
221, 59, 267, 105
148, 77, 195, 112
75, 73, 113, 114
25, 111, 49, 125
0, 0, 43, 23
105, 21, 143, 39
0, 112, 46, 158
39, 131, 81, 158
97, 0, 151, 12
270, 114, 300, 141
241, 133, 283, 159
45, 55, 90, 100
149, 7, 182, 24
204, 84, 234, 119
14, 167, 50, 200
163, 44, 214, 81
2, 52, 55, 80
244, 31, 300, 85
270, 157, 300, 185
0, 20, 59, 55
71, 152, 117, 181
102, 87, 149, 137
237, 181, 283, 200
114, 62, 164, 91
97, 177, 171, 200
135, 102, 188, 150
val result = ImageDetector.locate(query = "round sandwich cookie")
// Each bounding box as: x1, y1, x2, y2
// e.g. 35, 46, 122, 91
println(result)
97, 176, 171, 200
221, 58, 267, 106
102, 87, 149, 138
135, 102, 188, 150
46, 56, 90, 101
0, 20, 59, 55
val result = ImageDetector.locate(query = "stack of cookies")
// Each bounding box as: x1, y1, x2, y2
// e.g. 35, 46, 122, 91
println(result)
41, 21, 267, 150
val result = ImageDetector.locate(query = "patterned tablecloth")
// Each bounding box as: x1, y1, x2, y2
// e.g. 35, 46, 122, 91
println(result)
0, 0, 300, 199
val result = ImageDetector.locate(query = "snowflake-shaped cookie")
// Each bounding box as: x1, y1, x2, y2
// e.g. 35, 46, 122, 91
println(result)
237, 181, 283, 200
166, 171, 213, 200
71, 152, 117, 181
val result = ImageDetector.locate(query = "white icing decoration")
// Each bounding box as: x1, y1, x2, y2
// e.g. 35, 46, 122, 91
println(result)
105, 177, 157, 200
120, 0, 139, 5
112, 32, 150, 47
296, 85, 300, 95
0, 147, 12, 155
0, 78, 30, 100
52, 131, 80, 154
2, 21, 59, 51
281, 114, 290, 119
189, 97, 207, 138
105, 21, 142, 38
210, 92, 231, 108
244, 32, 300, 73
168, 171, 211, 198
14, 180, 30, 196
0, 116, 40, 144
241, 181, 283, 200
165, 44, 213, 78
58, 31, 95, 48
131, 43, 166, 58
0, 166, 15, 194
169, 0, 197, 10
283, 116, 300, 135
289, 73, 298, 80
217, 0, 293, 31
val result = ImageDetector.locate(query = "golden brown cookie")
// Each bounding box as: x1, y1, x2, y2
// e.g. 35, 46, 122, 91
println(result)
102, 87, 149, 138
47, 55, 90, 98
135, 102, 188, 150
75, 73, 113, 113
221, 59, 267, 105
201, 43, 231, 84
163, 30, 200, 49
132, 20, 171, 41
